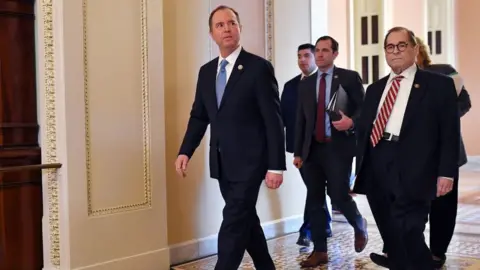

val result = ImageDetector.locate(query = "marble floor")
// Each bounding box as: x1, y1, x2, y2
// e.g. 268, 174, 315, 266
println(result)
172, 159, 480, 269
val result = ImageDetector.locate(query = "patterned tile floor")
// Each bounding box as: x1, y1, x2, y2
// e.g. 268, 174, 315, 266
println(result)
173, 160, 480, 269
172, 223, 480, 269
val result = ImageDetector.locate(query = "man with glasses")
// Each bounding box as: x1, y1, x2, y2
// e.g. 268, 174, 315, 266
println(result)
353, 27, 460, 269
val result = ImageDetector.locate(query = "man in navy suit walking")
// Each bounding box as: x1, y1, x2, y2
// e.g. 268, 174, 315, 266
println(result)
280, 43, 332, 247
175, 5, 285, 270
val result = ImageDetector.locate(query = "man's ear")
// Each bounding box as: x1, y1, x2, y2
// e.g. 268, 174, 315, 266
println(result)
333, 51, 339, 59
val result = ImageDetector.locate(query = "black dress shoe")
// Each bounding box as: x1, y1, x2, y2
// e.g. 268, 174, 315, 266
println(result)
370, 252, 389, 268
296, 234, 311, 247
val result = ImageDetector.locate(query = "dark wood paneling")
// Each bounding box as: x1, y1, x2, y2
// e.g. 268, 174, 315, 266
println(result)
428, 31, 433, 54
0, 150, 42, 270
361, 56, 369, 84
0, 2, 38, 148
371, 15, 379, 44
435, 30, 442, 55
0, 1, 43, 269
372, 55, 379, 82
361, 16, 368, 45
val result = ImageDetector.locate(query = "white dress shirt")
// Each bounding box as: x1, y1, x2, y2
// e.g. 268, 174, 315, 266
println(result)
378, 63, 452, 181
217, 45, 242, 80
377, 63, 416, 136
217, 45, 283, 175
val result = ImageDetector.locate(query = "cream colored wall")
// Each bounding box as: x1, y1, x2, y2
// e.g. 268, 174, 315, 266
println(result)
328, 0, 351, 68
34, 0, 480, 269
389, 0, 427, 39
164, 0, 311, 248
456, 0, 480, 155
36, 0, 169, 269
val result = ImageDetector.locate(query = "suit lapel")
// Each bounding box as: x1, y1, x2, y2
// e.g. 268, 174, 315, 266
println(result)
206, 60, 219, 112
399, 69, 427, 133
307, 72, 318, 120
367, 77, 389, 123
218, 50, 247, 110
329, 67, 340, 101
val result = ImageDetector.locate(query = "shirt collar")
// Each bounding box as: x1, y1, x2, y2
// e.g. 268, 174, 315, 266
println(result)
317, 65, 334, 78
218, 45, 242, 67
388, 63, 417, 83
301, 67, 318, 80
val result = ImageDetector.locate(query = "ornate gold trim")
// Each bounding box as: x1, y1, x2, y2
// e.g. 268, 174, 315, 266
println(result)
265, 0, 274, 63
83, 0, 152, 216
42, 0, 61, 266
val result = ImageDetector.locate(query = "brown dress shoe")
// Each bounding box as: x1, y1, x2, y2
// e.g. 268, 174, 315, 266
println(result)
355, 218, 368, 252
300, 251, 328, 268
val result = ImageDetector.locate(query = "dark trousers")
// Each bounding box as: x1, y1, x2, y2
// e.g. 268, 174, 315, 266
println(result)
298, 167, 331, 236
302, 141, 363, 252
382, 175, 459, 259
365, 140, 433, 270
215, 156, 274, 270
429, 175, 458, 258
332, 164, 353, 211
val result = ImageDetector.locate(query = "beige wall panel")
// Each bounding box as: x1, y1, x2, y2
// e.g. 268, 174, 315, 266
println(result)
36, 0, 169, 269
84, 0, 149, 214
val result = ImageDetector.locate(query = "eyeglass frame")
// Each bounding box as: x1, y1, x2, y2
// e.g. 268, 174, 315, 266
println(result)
384, 42, 409, 54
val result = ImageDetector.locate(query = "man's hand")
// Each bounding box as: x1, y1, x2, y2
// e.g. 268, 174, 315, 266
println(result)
265, 172, 283, 189
175, 154, 189, 178
293, 156, 303, 168
332, 111, 353, 131
437, 177, 453, 197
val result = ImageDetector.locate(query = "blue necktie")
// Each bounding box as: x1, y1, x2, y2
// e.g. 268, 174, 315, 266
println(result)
216, 59, 229, 107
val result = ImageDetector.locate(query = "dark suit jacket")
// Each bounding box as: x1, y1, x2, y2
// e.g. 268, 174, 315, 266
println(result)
353, 68, 460, 200
178, 49, 286, 181
280, 74, 301, 153
294, 67, 365, 161
424, 64, 471, 167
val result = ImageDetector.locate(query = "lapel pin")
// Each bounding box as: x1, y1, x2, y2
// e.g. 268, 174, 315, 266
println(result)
238, 65, 243, 70
334, 75, 338, 79
414, 83, 420, 88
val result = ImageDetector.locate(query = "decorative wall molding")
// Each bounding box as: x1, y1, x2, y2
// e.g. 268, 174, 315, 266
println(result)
82, 0, 153, 216
41, 0, 61, 266
264, 0, 274, 63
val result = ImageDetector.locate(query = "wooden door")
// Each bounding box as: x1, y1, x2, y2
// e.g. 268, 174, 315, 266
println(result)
0, 1, 43, 269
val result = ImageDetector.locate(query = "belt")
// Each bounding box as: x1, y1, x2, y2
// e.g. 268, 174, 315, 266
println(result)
382, 132, 399, 142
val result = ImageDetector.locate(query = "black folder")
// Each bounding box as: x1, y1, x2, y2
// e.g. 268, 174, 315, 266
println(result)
326, 84, 349, 121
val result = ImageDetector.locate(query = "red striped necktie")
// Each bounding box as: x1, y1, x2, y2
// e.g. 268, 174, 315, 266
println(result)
370, 75, 404, 147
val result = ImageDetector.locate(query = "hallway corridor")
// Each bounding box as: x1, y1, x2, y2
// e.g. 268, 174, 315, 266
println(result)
173, 158, 480, 269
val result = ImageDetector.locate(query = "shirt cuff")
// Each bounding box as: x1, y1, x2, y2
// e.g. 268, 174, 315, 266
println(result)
439, 176, 454, 181
268, 170, 283, 175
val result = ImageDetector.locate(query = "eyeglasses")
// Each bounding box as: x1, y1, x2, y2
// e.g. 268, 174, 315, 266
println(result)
384, 42, 409, 53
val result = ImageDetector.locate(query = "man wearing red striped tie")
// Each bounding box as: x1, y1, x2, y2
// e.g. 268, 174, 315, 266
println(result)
353, 26, 460, 270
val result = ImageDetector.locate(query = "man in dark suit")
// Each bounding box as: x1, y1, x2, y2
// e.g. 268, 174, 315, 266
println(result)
174, 6, 285, 270
423, 64, 470, 268
353, 27, 460, 270
372, 36, 472, 269
294, 36, 368, 267
280, 43, 332, 247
